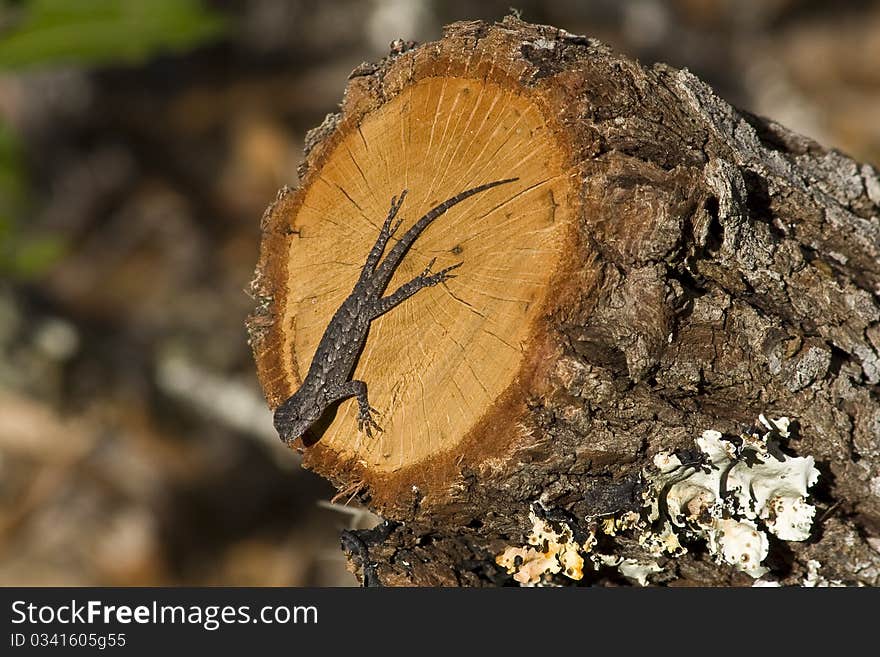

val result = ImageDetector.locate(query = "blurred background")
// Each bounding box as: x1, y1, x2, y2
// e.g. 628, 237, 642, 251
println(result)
0, 0, 878, 586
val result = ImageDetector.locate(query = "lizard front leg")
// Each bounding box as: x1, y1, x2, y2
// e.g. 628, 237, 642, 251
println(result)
371, 257, 462, 318
328, 379, 383, 437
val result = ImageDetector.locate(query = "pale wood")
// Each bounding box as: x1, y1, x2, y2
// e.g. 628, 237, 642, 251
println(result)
281, 78, 572, 472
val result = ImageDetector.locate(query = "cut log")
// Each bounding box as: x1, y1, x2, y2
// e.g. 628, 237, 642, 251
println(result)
249, 17, 880, 586
251, 26, 582, 510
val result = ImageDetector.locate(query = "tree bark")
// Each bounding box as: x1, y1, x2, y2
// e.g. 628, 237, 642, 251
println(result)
249, 17, 880, 586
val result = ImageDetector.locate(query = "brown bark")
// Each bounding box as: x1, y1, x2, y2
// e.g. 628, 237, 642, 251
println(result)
249, 17, 880, 586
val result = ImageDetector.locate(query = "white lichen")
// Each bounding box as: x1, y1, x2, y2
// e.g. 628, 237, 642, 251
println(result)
643, 415, 819, 578
706, 519, 770, 578
497, 414, 821, 585
617, 558, 663, 586
531, 38, 556, 50
802, 560, 845, 587
638, 518, 684, 557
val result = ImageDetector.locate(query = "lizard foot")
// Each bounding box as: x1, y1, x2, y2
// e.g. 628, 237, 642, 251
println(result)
420, 257, 463, 286
357, 406, 384, 437
384, 190, 408, 237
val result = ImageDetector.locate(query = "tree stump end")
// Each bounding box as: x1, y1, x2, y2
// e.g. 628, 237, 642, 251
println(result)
249, 18, 600, 514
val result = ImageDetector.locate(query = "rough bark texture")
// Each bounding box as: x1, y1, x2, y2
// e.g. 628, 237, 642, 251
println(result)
250, 17, 880, 586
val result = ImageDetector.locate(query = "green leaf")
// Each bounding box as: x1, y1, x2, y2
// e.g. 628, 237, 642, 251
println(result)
0, 0, 227, 70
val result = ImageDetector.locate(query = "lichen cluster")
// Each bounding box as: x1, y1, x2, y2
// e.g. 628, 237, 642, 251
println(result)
495, 509, 593, 585
645, 415, 819, 578
497, 415, 821, 585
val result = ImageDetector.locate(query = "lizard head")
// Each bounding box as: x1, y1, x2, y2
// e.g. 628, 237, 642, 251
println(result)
273, 390, 322, 445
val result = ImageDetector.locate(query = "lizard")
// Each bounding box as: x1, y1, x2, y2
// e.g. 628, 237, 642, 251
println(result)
273, 177, 518, 446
